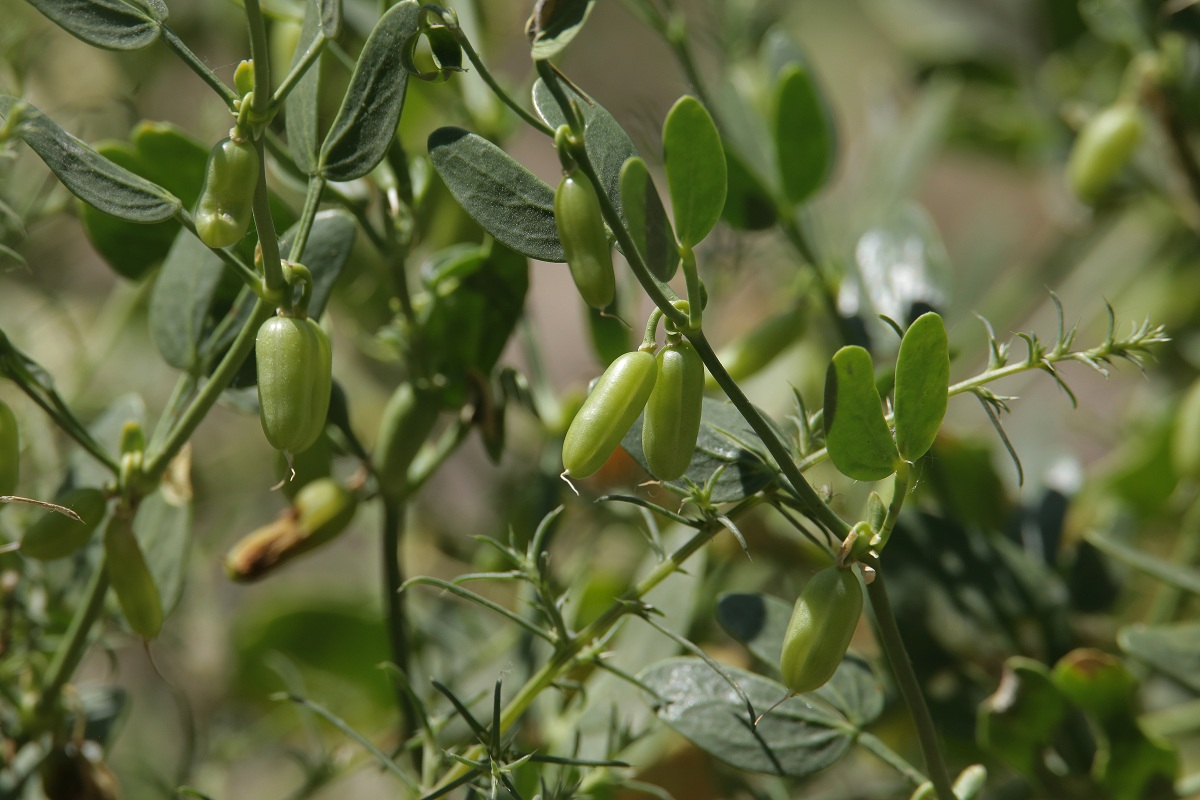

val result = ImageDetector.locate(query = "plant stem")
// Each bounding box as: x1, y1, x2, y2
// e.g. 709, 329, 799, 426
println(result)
382, 498, 415, 744
252, 140, 285, 301
875, 461, 910, 550
142, 299, 273, 484
449, 26, 554, 137
271, 33, 327, 108
35, 550, 110, 715
425, 512, 742, 793
856, 731, 928, 787
160, 26, 239, 107
865, 566, 955, 800
288, 177, 327, 263
243, 0, 272, 121
176, 211, 263, 292
688, 329, 850, 538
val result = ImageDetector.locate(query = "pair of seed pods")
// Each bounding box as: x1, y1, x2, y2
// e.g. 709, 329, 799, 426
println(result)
561, 339, 704, 482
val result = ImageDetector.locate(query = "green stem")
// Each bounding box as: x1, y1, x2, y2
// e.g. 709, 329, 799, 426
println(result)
875, 461, 910, 550
688, 329, 850, 538
243, 0, 273, 123
382, 498, 415, 744
865, 566, 956, 800
856, 731, 928, 787
426, 510, 746, 793
142, 299, 274, 484
271, 33, 327, 108
289, 177, 327, 263
251, 139, 285, 302
146, 373, 198, 455
679, 246, 702, 329
448, 24, 554, 137
35, 550, 110, 715
177, 210, 262, 292
2, 358, 118, 476
160, 26, 239, 107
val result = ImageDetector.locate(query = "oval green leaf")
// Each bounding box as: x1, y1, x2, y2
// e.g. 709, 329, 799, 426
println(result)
823, 345, 899, 481
893, 311, 949, 461
0, 96, 180, 222
428, 127, 562, 262
80, 121, 209, 280
772, 61, 836, 206
318, 0, 417, 181
528, 0, 596, 61
663, 96, 727, 248
26, 0, 166, 51
638, 658, 852, 777
619, 157, 678, 280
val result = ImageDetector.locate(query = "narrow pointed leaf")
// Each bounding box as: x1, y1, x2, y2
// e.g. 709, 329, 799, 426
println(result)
662, 96, 726, 248
772, 60, 836, 205
319, 0, 417, 180
893, 312, 949, 461
823, 346, 899, 481
0, 96, 180, 222
25, 0, 166, 51
619, 157, 678, 280
428, 127, 563, 262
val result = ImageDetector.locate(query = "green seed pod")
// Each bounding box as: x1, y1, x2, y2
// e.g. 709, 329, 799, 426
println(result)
104, 513, 163, 638
555, 172, 616, 309
225, 478, 358, 582
255, 315, 333, 454
642, 339, 705, 480
374, 383, 441, 499
194, 134, 260, 249
707, 306, 806, 390
562, 350, 657, 478
780, 566, 863, 695
20, 488, 107, 561
0, 400, 17, 497
1066, 104, 1144, 204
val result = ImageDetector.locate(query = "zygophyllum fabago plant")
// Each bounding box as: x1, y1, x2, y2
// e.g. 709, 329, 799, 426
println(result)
0, 0, 1196, 798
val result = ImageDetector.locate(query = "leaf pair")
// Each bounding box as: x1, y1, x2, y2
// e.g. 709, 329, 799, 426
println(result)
824, 312, 949, 481
429, 80, 729, 281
